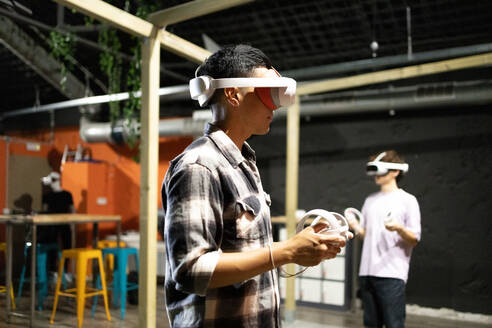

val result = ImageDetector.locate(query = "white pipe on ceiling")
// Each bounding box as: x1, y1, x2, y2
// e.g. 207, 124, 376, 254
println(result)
1, 85, 189, 120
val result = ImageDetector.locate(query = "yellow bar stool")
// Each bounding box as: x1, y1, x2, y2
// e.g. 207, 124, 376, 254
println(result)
0, 242, 15, 310
50, 248, 111, 328
97, 240, 126, 273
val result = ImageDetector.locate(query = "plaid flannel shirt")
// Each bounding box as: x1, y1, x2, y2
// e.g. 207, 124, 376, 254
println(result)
162, 123, 280, 328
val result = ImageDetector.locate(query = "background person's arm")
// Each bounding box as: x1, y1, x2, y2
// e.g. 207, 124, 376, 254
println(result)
385, 220, 418, 246
347, 218, 365, 239
385, 195, 421, 247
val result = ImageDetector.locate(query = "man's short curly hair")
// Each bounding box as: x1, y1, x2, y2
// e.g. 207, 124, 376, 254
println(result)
196, 44, 273, 105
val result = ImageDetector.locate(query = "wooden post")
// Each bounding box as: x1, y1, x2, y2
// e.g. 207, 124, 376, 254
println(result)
139, 27, 161, 328
284, 96, 300, 322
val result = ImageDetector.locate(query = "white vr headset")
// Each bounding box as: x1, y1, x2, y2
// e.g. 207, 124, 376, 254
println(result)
366, 152, 409, 176
189, 74, 296, 109
41, 172, 60, 186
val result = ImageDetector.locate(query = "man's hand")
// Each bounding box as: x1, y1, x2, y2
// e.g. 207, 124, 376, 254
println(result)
347, 217, 360, 230
384, 218, 403, 232
283, 225, 346, 267
209, 222, 349, 288
384, 218, 419, 246
347, 217, 364, 237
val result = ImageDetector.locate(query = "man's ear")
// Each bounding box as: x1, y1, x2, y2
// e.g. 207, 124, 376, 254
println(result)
223, 87, 240, 107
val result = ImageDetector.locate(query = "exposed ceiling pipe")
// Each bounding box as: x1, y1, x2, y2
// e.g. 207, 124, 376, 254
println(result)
80, 111, 212, 144
1, 85, 189, 120
159, 111, 212, 137
80, 80, 492, 143
79, 117, 113, 143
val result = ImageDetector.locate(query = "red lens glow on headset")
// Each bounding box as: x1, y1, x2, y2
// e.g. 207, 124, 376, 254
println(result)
254, 68, 281, 110
255, 87, 277, 110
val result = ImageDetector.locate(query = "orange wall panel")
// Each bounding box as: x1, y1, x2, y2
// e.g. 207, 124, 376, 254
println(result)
62, 162, 89, 212
113, 162, 140, 232
62, 162, 91, 247
158, 136, 193, 207
62, 162, 119, 246
8, 141, 50, 158
2, 126, 194, 245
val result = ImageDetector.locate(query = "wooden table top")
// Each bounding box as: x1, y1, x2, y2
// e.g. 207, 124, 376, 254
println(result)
0, 213, 121, 224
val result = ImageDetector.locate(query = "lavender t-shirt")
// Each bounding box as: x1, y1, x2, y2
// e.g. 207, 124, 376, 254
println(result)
359, 189, 421, 282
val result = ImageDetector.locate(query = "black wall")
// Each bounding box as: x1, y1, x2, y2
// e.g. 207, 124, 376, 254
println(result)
248, 105, 492, 315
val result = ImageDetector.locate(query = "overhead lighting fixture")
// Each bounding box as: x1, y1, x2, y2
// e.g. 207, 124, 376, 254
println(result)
370, 40, 379, 58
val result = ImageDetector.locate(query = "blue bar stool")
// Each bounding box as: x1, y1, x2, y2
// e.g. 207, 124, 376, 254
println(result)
17, 242, 64, 310
91, 247, 139, 319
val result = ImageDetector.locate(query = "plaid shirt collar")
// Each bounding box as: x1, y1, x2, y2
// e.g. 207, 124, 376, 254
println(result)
204, 122, 256, 168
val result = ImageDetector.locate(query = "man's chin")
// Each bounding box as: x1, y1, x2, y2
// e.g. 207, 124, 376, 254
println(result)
253, 126, 271, 136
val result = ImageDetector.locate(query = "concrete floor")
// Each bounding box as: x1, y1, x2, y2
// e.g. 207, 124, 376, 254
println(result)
1, 286, 491, 328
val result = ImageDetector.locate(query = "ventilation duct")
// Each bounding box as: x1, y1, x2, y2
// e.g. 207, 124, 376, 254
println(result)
80, 111, 212, 144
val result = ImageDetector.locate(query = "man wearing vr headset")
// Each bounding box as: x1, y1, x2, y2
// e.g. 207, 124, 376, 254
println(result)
161, 44, 346, 328
348, 150, 421, 328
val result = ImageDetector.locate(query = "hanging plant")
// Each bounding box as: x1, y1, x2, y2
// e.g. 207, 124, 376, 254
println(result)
98, 26, 123, 124
123, 42, 142, 148
49, 30, 76, 90
94, 1, 158, 151
121, 2, 158, 149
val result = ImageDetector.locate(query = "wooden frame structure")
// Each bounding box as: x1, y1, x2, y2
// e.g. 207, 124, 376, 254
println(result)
49, 1, 492, 325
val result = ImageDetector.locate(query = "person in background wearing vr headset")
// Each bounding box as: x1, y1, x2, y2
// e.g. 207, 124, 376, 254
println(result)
38, 172, 75, 285
161, 44, 346, 328
348, 150, 421, 328
39, 172, 75, 249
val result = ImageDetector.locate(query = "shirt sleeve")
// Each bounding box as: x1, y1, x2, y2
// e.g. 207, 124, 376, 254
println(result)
163, 163, 223, 296
405, 195, 422, 241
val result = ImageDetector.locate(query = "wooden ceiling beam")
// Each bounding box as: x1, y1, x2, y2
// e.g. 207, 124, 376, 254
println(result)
54, 0, 211, 63
148, 0, 253, 27
298, 52, 492, 95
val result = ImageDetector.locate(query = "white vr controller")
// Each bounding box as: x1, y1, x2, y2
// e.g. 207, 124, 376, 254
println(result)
296, 209, 351, 240
344, 207, 364, 226
278, 209, 350, 278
